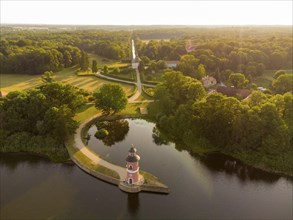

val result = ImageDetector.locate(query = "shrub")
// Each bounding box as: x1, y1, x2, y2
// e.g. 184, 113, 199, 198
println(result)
95, 121, 108, 129
95, 129, 109, 139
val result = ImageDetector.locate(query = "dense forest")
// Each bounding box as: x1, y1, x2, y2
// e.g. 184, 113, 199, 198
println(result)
148, 71, 293, 175
135, 27, 292, 78
0, 82, 85, 161
0, 28, 131, 74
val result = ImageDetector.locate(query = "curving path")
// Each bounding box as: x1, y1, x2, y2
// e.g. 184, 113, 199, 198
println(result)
71, 40, 155, 182
74, 113, 127, 181
95, 70, 155, 104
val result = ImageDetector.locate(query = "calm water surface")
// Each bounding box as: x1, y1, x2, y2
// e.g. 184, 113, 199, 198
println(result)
1, 119, 292, 219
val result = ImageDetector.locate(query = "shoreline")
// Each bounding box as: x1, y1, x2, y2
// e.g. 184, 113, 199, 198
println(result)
66, 113, 170, 194
2, 114, 291, 181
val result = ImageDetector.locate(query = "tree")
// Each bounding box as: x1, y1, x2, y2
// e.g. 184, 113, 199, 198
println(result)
229, 73, 248, 88
272, 74, 293, 94
156, 60, 167, 70
138, 61, 145, 72
79, 51, 89, 71
149, 60, 157, 73
0, 82, 83, 142
93, 84, 127, 114
63, 50, 72, 67
273, 70, 286, 79
43, 105, 78, 141
41, 71, 54, 83
103, 65, 109, 74
112, 67, 120, 74
178, 54, 199, 77
92, 60, 98, 73
141, 56, 150, 65
246, 90, 268, 107
195, 64, 206, 80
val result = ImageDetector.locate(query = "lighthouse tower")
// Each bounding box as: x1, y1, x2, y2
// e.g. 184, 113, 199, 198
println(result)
125, 146, 140, 185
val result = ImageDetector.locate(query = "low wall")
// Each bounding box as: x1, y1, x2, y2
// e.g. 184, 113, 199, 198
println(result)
68, 153, 120, 186
141, 184, 170, 194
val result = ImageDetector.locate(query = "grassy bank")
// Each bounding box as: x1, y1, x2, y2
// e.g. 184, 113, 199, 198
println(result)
140, 171, 166, 186
227, 149, 293, 177
66, 135, 120, 179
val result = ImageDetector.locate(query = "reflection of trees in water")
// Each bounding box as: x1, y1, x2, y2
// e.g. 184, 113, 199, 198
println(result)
174, 143, 292, 184
127, 193, 139, 219
0, 153, 75, 173
152, 127, 169, 145
198, 153, 290, 184
0, 153, 44, 171
101, 120, 129, 146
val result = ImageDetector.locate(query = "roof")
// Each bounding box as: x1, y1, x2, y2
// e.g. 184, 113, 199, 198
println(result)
129, 147, 137, 153
0, 91, 8, 97
126, 146, 140, 162
216, 86, 251, 99
126, 155, 140, 162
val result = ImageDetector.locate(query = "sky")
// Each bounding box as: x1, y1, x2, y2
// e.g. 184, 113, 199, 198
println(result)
1, 1, 292, 25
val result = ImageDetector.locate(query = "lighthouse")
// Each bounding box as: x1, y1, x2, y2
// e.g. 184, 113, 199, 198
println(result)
125, 146, 140, 185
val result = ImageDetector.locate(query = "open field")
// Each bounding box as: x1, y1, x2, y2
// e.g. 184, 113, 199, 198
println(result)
253, 69, 293, 88
88, 53, 129, 68
102, 69, 136, 81
1, 66, 135, 96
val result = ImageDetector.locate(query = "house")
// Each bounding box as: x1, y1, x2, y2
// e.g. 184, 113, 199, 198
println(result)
216, 86, 251, 99
201, 76, 217, 88
0, 91, 8, 97
165, 61, 179, 68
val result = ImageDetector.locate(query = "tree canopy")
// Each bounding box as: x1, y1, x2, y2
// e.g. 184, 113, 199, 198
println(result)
93, 84, 127, 114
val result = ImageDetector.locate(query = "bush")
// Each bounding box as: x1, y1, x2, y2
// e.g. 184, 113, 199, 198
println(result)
146, 75, 153, 81
95, 121, 109, 129
95, 129, 109, 139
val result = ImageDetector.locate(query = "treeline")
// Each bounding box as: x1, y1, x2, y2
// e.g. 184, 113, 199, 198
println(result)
135, 27, 292, 78
0, 42, 82, 74
0, 29, 131, 74
0, 82, 85, 161
136, 40, 186, 60
149, 71, 293, 174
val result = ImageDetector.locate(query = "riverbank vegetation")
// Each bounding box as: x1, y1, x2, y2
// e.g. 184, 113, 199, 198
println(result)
148, 71, 293, 176
0, 82, 85, 161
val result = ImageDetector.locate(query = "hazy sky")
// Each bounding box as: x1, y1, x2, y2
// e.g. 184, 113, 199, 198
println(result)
1, 1, 292, 25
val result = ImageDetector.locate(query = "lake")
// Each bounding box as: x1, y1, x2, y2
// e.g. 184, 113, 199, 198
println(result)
1, 118, 292, 219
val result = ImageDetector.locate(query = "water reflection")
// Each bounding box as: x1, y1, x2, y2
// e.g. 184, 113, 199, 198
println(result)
127, 193, 140, 219
93, 120, 129, 146
197, 153, 288, 184
0, 153, 48, 171
152, 127, 169, 145
152, 126, 291, 184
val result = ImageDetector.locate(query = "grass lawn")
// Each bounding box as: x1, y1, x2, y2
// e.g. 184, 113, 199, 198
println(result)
88, 53, 129, 68
119, 102, 150, 115
74, 103, 99, 122
1, 66, 135, 96
141, 71, 164, 84
253, 69, 293, 88
104, 69, 136, 81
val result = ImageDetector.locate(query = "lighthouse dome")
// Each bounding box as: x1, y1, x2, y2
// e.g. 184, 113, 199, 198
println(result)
126, 146, 140, 162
